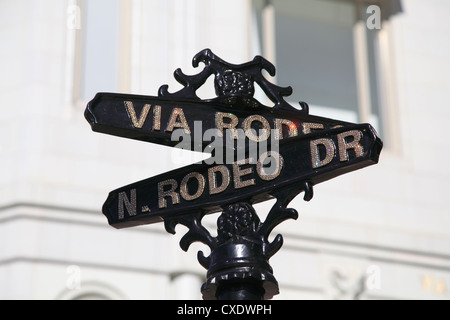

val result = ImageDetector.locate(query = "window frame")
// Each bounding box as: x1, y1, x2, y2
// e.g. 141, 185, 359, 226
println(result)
65, 0, 132, 109
251, 0, 399, 151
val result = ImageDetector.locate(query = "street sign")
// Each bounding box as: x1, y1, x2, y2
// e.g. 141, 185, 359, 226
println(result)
102, 123, 381, 228
85, 49, 382, 228
85, 49, 383, 300
85, 49, 358, 156
85, 91, 351, 154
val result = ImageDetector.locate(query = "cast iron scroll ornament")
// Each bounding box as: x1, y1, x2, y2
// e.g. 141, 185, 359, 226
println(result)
158, 48, 309, 113
165, 184, 313, 300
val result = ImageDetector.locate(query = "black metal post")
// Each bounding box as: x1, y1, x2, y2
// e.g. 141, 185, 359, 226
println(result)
166, 190, 309, 300
198, 202, 280, 300
216, 279, 265, 300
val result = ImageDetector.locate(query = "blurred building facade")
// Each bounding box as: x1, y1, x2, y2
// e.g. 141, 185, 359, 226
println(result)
1, 0, 449, 299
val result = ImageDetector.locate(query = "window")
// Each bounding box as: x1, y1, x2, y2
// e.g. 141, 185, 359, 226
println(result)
70, 0, 131, 103
81, 0, 121, 100
253, 0, 399, 147
274, 0, 358, 122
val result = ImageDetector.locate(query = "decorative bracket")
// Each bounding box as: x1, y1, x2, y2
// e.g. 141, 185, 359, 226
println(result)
158, 48, 309, 113
164, 181, 313, 300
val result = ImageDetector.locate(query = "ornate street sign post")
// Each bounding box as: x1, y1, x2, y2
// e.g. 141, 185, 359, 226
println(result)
85, 49, 382, 300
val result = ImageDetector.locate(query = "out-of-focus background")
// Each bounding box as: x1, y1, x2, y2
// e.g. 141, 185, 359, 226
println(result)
1, 0, 449, 300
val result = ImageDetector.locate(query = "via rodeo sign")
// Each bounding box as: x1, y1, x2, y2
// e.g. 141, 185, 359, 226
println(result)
85, 49, 382, 229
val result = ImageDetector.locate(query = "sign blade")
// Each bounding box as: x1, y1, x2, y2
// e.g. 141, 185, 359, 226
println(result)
85, 92, 353, 153
102, 123, 382, 228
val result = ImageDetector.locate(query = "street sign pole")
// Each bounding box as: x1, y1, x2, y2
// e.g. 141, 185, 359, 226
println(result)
85, 49, 382, 300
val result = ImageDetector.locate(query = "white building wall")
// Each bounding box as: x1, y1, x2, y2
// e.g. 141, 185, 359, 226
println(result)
1, 0, 449, 300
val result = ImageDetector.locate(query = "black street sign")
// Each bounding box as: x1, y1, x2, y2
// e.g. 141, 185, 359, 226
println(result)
84, 91, 352, 154
85, 49, 355, 154
85, 49, 383, 300
85, 49, 383, 229
102, 123, 381, 228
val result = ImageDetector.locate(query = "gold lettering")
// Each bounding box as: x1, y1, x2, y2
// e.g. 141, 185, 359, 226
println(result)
180, 172, 205, 201
302, 122, 324, 134
274, 118, 298, 140
243, 114, 271, 142
118, 189, 137, 219
208, 165, 230, 194
158, 179, 180, 208
216, 112, 239, 139
337, 130, 364, 161
166, 108, 191, 134
153, 105, 161, 131
233, 158, 255, 189
310, 138, 336, 168
124, 101, 151, 128
256, 151, 284, 181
